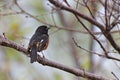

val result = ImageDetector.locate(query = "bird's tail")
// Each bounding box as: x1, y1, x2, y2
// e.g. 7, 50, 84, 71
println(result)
30, 48, 37, 63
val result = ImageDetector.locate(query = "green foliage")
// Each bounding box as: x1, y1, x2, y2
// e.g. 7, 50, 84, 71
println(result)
7, 22, 22, 40
54, 73, 63, 80
6, 48, 24, 62
30, 0, 46, 13
0, 70, 8, 80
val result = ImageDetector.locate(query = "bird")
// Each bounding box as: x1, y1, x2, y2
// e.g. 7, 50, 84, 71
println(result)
28, 25, 50, 63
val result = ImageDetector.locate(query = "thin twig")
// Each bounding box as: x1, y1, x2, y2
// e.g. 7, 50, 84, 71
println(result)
83, 0, 95, 19
111, 72, 119, 80
72, 38, 120, 62
105, 0, 109, 30
74, 14, 108, 56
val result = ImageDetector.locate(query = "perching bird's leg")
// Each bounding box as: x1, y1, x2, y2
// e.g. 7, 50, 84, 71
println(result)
41, 51, 46, 65
41, 51, 45, 58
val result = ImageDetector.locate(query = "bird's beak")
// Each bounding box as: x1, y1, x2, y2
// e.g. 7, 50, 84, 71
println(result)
47, 27, 50, 30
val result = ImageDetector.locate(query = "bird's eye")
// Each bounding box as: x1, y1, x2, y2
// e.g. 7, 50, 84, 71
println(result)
46, 28, 48, 30
46, 27, 50, 30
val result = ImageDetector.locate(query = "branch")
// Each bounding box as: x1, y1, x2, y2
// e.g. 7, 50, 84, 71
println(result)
74, 14, 107, 56
72, 38, 120, 62
13, 0, 120, 37
83, 0, 95, 19
48, 0, 105, 31
48, 0, 120, 54
0, 35, 110, 80
111, 72, 119, 80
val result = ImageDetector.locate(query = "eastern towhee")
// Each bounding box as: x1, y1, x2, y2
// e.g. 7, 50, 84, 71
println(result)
28, 25, 50, 63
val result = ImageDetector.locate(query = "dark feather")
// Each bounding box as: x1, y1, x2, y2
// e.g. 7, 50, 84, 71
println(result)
28, 25, 49, 63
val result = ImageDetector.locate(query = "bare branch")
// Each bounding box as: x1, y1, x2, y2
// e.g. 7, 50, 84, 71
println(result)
74, 14, 108, 56
0, 34, 111, 80
83, 0, 95, 19
72, 38, 120, 62
105, 0, 109, 28
48, 0, 105, 31
111, 72, 119, 80
48, 0, 120, 54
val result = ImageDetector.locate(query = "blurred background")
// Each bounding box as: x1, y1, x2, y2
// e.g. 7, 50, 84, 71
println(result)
0, 0, 120, 80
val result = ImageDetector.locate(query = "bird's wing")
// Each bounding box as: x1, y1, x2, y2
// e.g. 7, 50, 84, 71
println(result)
28, 34, 49, 52
37, 34, 49, 52
28, 34, 36, 52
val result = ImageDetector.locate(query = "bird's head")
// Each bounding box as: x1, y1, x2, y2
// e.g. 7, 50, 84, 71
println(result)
35, 25, 50, 34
